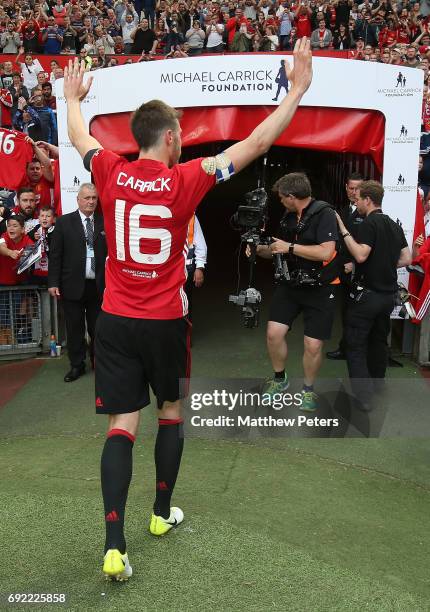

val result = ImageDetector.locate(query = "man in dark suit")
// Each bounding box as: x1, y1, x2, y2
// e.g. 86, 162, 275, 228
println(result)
326, 172, 364, 360
48, 183, 107, 382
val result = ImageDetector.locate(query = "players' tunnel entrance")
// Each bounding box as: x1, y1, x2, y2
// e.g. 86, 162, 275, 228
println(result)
90, 108, 383, 339
180, 143, 380, 289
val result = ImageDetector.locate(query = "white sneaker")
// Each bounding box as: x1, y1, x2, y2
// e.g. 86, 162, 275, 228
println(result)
103, 549, 133, 581
149, 506, 184, 536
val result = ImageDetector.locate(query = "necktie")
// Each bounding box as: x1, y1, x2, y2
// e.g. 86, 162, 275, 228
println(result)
85, 217, 95, 272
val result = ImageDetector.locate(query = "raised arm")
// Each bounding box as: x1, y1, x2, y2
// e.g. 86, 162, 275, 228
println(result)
63, 57, 103, 160
223, 38, 312, 174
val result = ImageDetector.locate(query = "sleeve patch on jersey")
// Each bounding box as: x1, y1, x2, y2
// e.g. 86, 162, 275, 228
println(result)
215, 152, 235, 183
201, 152, 235, 183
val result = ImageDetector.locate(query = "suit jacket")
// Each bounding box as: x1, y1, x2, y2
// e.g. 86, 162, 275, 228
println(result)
48, 210, 107, 300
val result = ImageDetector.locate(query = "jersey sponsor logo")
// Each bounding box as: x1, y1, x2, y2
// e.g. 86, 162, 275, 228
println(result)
121, 267, 159, 279
117, 172, 172, 193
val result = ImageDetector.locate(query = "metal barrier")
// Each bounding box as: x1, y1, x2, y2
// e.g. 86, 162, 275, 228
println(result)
0, 285, 53, 359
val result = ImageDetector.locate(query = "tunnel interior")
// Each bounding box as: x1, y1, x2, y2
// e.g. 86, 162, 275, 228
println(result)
124, 143, 382, 343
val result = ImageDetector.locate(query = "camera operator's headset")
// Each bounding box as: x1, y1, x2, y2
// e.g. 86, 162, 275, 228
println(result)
282, 199, 341, 285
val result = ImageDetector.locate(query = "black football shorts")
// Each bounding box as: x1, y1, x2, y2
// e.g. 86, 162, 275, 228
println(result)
94, 311, 191, 414
269, 284, 336, 340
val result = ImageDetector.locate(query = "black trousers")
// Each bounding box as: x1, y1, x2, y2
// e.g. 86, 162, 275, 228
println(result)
344, 290, 395, 402
337, 281, 350, 354
62, 280, 102, 368
184, 263, 195, 322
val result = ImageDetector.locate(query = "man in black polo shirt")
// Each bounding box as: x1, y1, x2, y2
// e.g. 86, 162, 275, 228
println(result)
336, 180, 411, 408
256, 172, 338, 412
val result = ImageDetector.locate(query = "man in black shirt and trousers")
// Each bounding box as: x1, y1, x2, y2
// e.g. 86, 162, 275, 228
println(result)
327, 172, 363, 360
336, 180, 411, 409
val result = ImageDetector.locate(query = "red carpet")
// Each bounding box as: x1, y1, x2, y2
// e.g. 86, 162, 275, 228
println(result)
0, 359, 44, 409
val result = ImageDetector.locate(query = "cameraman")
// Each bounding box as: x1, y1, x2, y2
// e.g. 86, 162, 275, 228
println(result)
336, 180, 411, 409
256, 172, 338, 412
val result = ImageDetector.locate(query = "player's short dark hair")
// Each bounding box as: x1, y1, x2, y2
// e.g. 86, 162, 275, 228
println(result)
347, 172, 363, 182
42, 82, 52, 90
273, 172, 312, 200
358, 180, 384, 207
130, 99, 183, 151
17, 187, 35, 199
7, 214, 25, 227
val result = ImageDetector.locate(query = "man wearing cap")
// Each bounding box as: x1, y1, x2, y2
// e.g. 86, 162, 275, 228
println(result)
391, 47, 404, 66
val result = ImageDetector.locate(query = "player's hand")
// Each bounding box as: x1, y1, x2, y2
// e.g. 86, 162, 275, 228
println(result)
270, 237, 290, 254
288, 37, 312, 96
63, 57, 93, 102
48, 286, 61, 297
194, 268, 204, 287
25, 135, 36, 147
10, 249, 23, 260
344, 262, 353, 274
414, 233, 424, 247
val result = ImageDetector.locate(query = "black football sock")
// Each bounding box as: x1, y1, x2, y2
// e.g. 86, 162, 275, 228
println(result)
101, 429, 135, 554
153, 418, 184, 519
274, 369, 285, 381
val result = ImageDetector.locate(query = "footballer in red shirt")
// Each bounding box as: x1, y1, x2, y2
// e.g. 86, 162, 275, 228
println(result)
61, 41, 312, 580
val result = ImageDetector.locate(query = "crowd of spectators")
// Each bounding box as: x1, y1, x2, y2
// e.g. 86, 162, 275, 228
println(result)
0, 0, 429, 62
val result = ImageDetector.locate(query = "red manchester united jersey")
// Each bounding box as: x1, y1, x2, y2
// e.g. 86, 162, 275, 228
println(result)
91, 150, 217, 319
0, 129, 34, 191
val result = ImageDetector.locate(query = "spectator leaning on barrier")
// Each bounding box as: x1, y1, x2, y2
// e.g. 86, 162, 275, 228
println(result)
0, 214, 34, 286
27, 206, 56, 287
333, 23, 354, 49
310, 17, 333, 49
